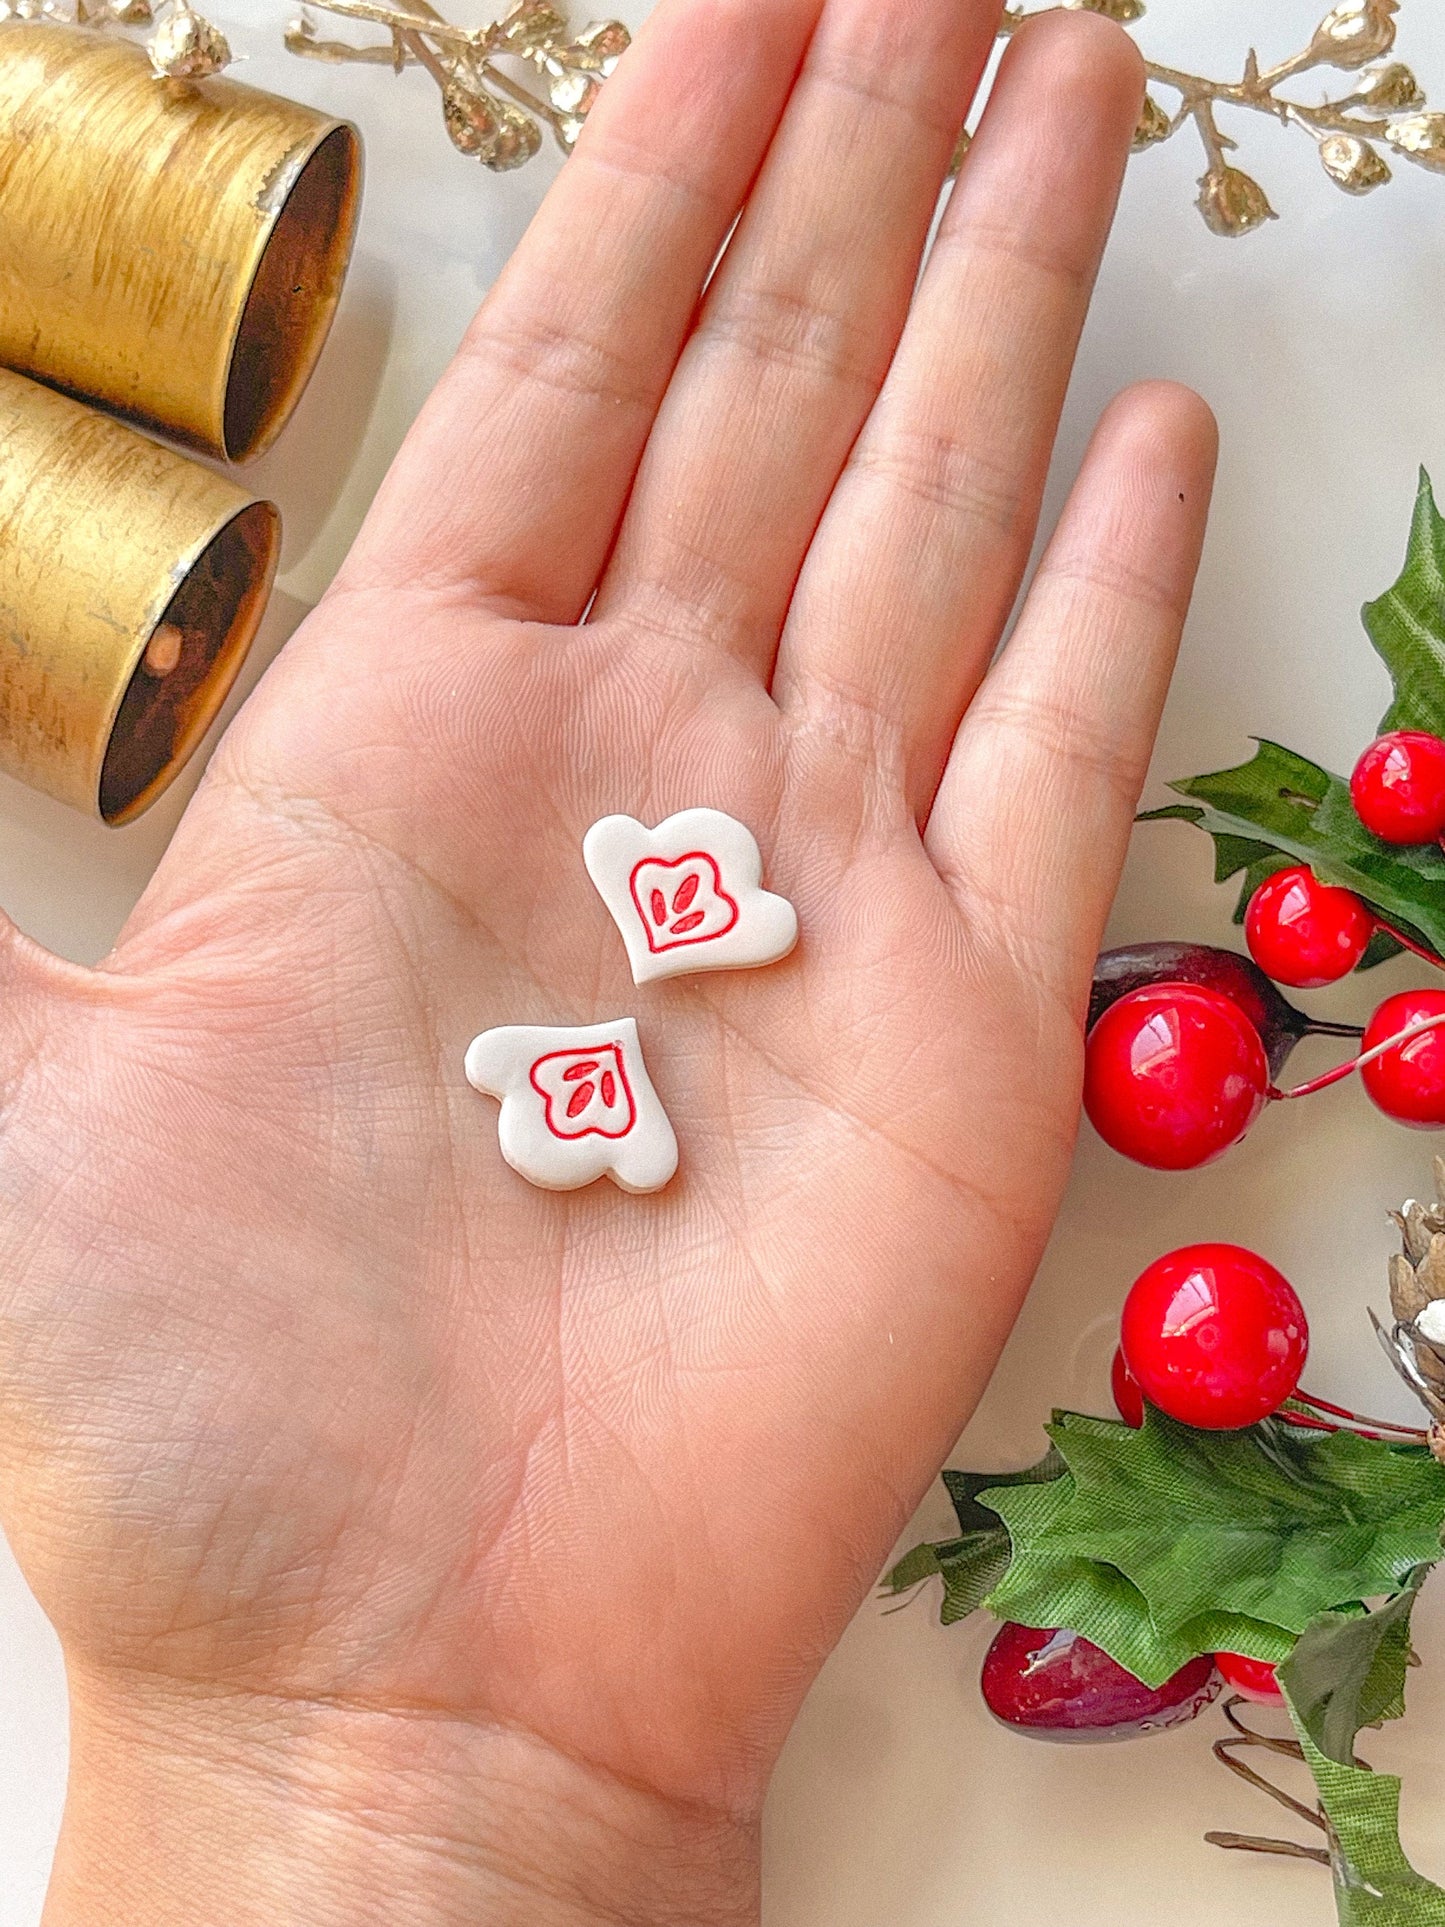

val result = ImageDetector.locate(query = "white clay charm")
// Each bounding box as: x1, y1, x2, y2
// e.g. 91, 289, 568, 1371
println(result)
464, 1018, 678, 1194
582, 809, 798, 986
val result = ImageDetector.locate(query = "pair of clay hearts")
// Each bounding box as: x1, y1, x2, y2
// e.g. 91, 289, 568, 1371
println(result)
466, 810, 798, 1192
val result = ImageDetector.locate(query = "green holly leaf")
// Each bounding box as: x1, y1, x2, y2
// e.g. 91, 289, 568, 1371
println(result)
892, 1416, 1445, 1696
1365, 470, 1445, 740
937, 1534, 1012, 1624
976, 1411, 1445, 1687
942, 1449, 1065, 1531
1280, 1576, 1445, 1925
883, 1530, 1012, 1625
1141, 739, 1445, 960
885, 1450, 1063, 1624
1029, 1410, 1445, 1642
982, 1467, 1295, 1686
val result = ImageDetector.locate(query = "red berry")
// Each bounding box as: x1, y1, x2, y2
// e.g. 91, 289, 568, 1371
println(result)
1360, 990, 1445, 1128
981, 1623, 1218, 1741
1351, 731, 1445, 844
1214, 1651, 1285, 1705
1084, 984, 1269, 1170
1120, 1243, 1308, 1430
1092, 943, 1332, 1080
1244, 865, 1373, 989
1111, 1347, 1145, 1427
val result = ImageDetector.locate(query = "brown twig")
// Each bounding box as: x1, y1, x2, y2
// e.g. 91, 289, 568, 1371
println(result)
1205, 1696, 1370, 1868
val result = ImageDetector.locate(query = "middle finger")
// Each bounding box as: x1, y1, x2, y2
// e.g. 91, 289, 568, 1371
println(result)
592, 0, 1003, 674
775, 10, 1145, 817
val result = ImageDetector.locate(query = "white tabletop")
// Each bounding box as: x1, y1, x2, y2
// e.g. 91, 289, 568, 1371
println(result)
6, 2, 1445, 1921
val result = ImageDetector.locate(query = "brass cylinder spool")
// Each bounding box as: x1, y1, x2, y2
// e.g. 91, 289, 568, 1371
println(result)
0, 24, 362, 463
0, 367, 280, 823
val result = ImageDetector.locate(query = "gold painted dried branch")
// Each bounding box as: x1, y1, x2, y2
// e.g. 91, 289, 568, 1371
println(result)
11, 0, 1445, 215
299, 0, 1443, 212
1028, 0, 1445, 235
285, 0, 628, 170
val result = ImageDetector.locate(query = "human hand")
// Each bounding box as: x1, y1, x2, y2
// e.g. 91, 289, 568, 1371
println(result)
0, 2, 1216, 1921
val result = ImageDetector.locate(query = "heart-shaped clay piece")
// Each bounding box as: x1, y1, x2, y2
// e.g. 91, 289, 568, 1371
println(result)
584, 809, 797, 985
465, 1018, 677, 1193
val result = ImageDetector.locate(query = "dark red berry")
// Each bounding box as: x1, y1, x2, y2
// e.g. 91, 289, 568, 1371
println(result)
1360, 990, 1445, 1128
1120, 1243, 1308, 1430
1351, 731, 1445, 844
1111, 1347, 1145, 1428
1214, 1651, 1285, 1705
1084, 984, 1269, 1170
981, 1623, 1218, 1742
1090, 942, 1364, 1080
1245, 866, 1373, 989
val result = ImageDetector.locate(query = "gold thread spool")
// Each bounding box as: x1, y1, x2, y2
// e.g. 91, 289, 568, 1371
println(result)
0, 24, 362, 463
0, 368, 280, 823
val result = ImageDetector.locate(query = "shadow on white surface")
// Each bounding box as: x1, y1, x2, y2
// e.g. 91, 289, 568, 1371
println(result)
244, 249, 399, 587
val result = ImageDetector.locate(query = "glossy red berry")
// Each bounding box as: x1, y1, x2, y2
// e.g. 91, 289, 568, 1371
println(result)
1351, 731, 1445, 844
1111, 1347, 1145, 1428
981, 1623, 1218, 1741
1244, 865, 1373, 989
1360, 990, 1445, 1128
1120, 1243, 1308, 1430
1083, 984, 1269, 1170
1214, 1651, 1285, 1705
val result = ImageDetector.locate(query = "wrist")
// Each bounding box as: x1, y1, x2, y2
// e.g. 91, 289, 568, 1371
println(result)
46, 1670, 760, 1927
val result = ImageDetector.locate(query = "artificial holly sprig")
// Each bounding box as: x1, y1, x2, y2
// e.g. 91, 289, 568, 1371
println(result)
1147, 472, 1445, 964
887, 1200, 1445, 1924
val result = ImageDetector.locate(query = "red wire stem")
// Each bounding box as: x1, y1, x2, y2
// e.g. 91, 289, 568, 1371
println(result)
1294, 1390, 1424, 1435
1271, 1010, 1445, 1102
1375, 919, 1445, 972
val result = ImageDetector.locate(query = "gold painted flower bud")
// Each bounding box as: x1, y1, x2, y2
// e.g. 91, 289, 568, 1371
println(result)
1309, 0, 1399, 72
1319, 131, 1391, 191
442, 81, 541, 169
1133, 93, 1170, 151
1354, 61, 1424, 111
549, 68, 598, 118
1386, 111, 1445, 172
571, 19, 628, 70
148, 4, 232, 78
496, 0, 567, 52
1064, 0, 1146, 21
1196, 164, 1277, 237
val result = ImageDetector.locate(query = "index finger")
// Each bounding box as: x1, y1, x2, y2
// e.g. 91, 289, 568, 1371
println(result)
340, 0, 826, 623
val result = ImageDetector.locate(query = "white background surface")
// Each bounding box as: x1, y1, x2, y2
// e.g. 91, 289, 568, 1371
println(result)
5, 2, 1445, 1921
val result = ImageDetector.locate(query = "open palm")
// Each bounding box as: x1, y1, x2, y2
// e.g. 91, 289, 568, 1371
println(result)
0, 1, 1217, 1918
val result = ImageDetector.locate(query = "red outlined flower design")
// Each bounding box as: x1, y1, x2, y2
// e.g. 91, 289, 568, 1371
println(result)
529, 1043, 637, 1140
628, 852, 739, 955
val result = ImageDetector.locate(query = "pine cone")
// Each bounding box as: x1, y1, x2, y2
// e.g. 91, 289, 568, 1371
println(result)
1389, 1158, 1445, 1406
